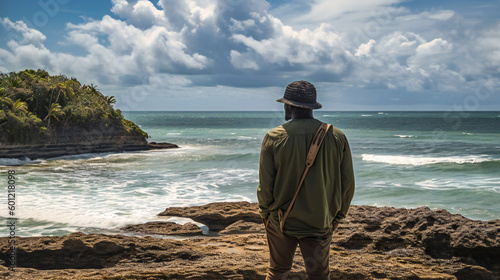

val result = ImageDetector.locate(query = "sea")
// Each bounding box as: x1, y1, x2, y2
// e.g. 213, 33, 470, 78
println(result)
1, 111, 499, 237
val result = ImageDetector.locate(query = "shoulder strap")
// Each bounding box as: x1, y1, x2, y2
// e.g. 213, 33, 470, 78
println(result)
278, 122, 332, 232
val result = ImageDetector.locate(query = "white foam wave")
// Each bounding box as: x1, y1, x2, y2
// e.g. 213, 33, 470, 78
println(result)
394, 135, 415, 138
361, 114, 373, 117
237, 136, 257, 140
362, 154, 493, 166
0, 157, 43, 166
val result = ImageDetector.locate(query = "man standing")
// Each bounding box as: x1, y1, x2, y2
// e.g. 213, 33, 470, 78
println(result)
257, 81, 355, 280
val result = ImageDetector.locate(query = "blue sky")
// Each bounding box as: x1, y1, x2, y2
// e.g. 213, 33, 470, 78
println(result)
0, 0, 499, 111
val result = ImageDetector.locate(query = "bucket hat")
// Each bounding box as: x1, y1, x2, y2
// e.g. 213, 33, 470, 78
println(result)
276, 81, 322, 109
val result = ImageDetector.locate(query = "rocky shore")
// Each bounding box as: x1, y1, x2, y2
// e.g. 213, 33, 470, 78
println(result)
0, 141, 179, 160
1, 202, 498, 279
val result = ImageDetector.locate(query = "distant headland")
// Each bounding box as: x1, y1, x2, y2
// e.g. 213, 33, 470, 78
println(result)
0, 69, 177, 159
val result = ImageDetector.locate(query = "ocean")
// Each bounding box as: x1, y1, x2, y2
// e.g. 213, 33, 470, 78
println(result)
1, 111, 499, 237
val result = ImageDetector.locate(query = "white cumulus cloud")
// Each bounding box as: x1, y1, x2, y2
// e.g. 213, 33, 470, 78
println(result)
0, 0, 498, 110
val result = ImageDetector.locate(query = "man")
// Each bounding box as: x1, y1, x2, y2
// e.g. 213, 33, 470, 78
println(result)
257, 81, 355, 280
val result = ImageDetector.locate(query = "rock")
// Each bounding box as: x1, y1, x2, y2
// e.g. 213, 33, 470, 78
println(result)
121, 222, 202, 236
158, 201, 262, 232
147, 142, 179, 149
0, 142, 150, 160
0, 202, 498, 280
219, 220, 265, 235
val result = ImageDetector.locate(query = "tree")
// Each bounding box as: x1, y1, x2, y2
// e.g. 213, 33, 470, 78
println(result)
11, 99, 28, 115
4, 73, 23, 88
104, 95, 116, 105
0, 96, 12, 112
43, 102, 64, 127
54, 81, 75, 104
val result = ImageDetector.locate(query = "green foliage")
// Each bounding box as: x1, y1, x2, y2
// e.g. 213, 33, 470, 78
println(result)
0, 96, 13, 111
2, 73, 23, 88
1, 111, 46, 143
0, 69, 149, 144
122, 119, 149, 139
44, 103, 64, 127
0, 110, 6, 122
12, 99, 28, 115
104, 95, 116, 105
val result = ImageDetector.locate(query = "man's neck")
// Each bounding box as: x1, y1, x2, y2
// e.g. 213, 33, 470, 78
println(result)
291, 112, 314, 120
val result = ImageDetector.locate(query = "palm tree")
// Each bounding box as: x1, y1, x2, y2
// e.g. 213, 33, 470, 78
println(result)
54, 81, 75, 104
46, 82, 56, 109
0, 95, 13, 110
43, 103, 64, 127
104, 95, 116, 105
5, 74, 23, 88
12, 99, 28, 115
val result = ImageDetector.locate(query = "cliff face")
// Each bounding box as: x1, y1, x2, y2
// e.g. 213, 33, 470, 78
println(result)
0, 119, 149, 159
1, 202, 498, 280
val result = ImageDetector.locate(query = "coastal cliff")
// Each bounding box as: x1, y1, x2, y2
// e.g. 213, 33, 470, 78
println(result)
0, 69, 177, 159
1, 202, 498, 279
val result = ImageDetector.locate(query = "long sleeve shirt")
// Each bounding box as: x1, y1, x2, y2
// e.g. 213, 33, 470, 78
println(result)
257, 118, 355, 238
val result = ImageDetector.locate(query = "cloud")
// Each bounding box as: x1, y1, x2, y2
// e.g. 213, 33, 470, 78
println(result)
1, 18, 46, 46
0, 0, 498, 110
355, 39, 376, 57
477, 23, 500, 73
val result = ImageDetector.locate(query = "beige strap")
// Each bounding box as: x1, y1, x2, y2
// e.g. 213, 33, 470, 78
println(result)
278, 122, 332, 232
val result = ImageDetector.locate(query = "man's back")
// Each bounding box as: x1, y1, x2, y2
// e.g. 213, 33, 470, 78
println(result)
259, 80, 355, 280
257, 118, 355, 237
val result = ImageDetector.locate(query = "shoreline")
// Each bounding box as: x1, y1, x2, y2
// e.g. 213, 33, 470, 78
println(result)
0, 141, 179, 160
1, 202, 498, 279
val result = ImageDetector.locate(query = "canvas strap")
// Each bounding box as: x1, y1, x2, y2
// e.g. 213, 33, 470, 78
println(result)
278, 122, 332, 232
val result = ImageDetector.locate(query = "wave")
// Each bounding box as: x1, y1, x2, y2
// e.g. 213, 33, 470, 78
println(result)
362, 154, 496, 166
394, 135, 416, 138
0, 157, 44, 166
237, 136, 257, 140
361, 114, 373, 117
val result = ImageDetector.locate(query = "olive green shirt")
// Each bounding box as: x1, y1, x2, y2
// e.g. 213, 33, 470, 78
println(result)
257, 118, 355, 237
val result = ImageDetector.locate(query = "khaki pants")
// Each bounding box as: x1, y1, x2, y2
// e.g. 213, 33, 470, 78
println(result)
265, 221, 333, 280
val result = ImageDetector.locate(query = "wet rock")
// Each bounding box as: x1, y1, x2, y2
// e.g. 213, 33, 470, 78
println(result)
147, 142, 179, 149
121, 222, 202, 236
0, 202, 498, 280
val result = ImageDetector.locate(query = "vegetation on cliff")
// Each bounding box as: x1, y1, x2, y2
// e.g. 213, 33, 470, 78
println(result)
0, 69, 148, 144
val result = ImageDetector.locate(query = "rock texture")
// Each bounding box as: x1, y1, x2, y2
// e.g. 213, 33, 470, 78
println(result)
1, 202, 498, 280
0, 141, 178, 160
147, 142, 179, 149
158, 201, 262, 232
121, 222, 202, 236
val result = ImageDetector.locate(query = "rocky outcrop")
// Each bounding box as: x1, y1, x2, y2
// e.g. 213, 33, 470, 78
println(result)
0, 117, 179, 159
158, 201, 262, 232
147, 142, 179, 149
0, 141, 178, 159
0, 138, 179, 159
1, 202, 498, 279
121, 222, 202, 236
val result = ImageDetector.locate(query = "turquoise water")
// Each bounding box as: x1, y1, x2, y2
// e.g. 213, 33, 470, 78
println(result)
1, 111, 499, 237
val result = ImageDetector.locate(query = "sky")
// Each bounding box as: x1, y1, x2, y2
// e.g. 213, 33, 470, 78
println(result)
0, 0, 499, 111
